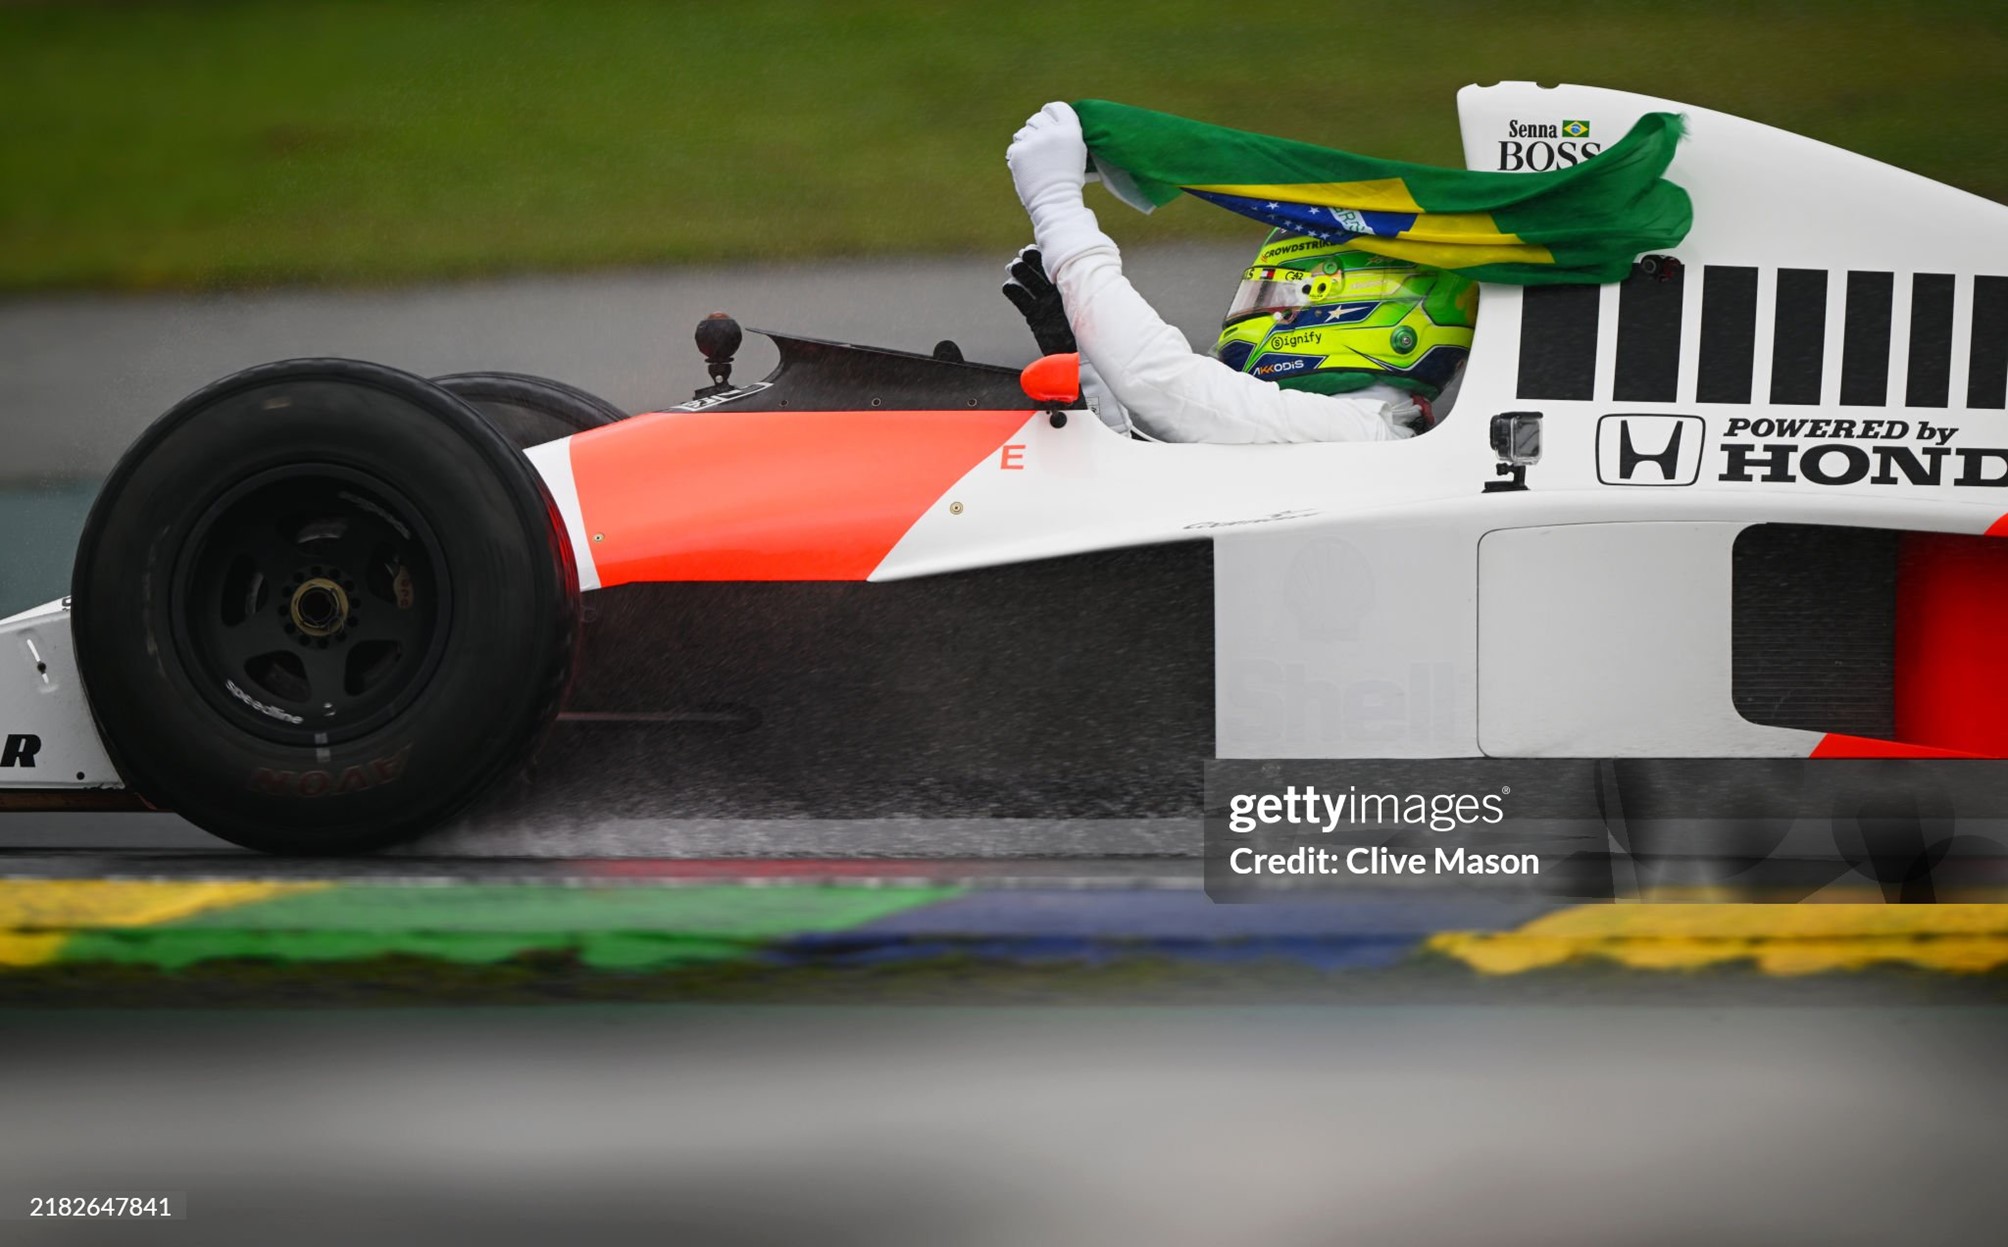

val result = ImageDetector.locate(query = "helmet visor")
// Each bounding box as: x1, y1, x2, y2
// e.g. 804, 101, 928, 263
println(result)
1223, 268, 1312, 326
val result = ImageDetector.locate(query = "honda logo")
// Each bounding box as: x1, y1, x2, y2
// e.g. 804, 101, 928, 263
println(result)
1597, 415, 1704, 486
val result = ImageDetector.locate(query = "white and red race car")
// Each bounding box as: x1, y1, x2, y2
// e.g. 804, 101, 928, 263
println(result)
3, 82, 2005, 855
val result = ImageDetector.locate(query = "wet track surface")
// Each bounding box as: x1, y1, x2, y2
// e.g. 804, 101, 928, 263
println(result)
9, 813, 2006, 902
8, 800, 2005, 1240
0, 812, 1205, 882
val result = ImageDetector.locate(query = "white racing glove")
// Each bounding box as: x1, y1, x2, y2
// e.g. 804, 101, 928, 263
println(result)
1006, 102, 1103, 273
1007, 102, 1087, 209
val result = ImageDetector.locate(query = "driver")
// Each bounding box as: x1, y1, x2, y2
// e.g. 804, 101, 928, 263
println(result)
1002, 101, 1477, 443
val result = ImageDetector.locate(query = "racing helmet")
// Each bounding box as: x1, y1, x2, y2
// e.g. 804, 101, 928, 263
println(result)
1213, 232, 1478, 400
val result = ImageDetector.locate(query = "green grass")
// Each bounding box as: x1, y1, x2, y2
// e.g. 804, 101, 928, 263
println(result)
1, 0, 2002, 289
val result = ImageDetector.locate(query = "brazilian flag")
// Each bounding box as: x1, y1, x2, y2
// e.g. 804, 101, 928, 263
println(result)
1073, 100, 1690, 285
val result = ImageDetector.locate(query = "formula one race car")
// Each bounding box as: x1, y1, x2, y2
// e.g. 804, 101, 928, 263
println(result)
4, 82, 2006, 856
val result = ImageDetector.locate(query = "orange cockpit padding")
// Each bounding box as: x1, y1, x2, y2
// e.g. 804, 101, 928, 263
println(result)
567, 406, 1034, 584
1020, 353, 1081, 405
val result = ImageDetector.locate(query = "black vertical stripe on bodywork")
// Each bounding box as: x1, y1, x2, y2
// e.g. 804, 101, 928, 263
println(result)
1769, 268, 1828, 405
1515, 284, 1600, 400
1613, 261, 1684, 401
1969, 275, 2008, 409
1905, 274, 1955, 408
1839, 271, 1894, 406
1696, 265, 1759, 404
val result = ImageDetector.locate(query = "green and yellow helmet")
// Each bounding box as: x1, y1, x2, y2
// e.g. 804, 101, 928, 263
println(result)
1213, 232, 1479, 400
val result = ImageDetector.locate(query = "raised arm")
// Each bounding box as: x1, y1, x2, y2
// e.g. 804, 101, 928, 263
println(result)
1005, 102, 1415, 443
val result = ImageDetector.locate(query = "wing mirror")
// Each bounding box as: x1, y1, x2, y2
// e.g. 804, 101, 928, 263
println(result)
692, 312, 742, 400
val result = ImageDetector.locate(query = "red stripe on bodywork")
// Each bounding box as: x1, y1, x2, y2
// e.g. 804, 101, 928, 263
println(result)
1887, 531, 2008, 757
1810, 734, 1982, 759
568, 407, 1032, 584
1986, 513, 2008, 537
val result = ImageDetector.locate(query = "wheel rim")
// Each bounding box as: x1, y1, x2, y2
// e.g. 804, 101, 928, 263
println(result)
171, 464, 453, 746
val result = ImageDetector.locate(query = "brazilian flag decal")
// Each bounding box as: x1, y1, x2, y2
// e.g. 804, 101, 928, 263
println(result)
1561, 119, 1591, 138
1073, 100, 1690, 285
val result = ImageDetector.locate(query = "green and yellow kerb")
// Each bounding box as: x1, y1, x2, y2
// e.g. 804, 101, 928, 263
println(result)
1213, 232, 1478, 399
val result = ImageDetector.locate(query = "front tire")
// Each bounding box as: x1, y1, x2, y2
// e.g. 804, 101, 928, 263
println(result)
72, 358, 578, 854
432, 371, 624, 448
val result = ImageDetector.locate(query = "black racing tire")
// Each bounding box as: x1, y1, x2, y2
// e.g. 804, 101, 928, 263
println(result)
71, 358, 578, 855
432, 371, 625, 449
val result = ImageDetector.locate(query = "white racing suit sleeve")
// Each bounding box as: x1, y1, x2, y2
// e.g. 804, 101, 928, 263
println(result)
1077, 358, 1133, 436
1031, 192, 1415, 443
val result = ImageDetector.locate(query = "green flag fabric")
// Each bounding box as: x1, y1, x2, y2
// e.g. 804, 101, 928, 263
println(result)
1072, 100, 1691, 285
